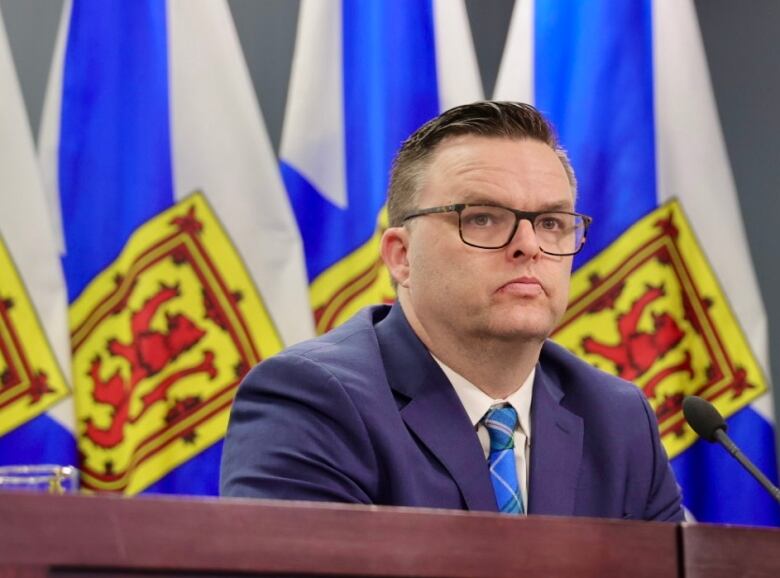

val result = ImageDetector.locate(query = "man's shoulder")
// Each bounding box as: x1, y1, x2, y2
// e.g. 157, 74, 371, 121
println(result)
538, 340, 660, 445
260, 305, 391, 378
539, 339, 644, 404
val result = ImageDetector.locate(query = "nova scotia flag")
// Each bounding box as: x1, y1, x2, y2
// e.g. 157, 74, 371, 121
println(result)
38, 0, 313, 495
280, 0, 483, 333
495, 0, 778, 526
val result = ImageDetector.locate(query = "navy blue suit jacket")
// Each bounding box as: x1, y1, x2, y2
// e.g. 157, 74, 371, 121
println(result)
221, 304, 683, 521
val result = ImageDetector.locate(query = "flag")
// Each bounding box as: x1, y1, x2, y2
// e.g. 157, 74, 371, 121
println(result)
0, 7, 75, 467
38, 0, 313, 495
280, 0, 483, 333
495, 0, 778, 526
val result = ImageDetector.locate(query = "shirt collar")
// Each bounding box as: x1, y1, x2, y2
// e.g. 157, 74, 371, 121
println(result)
433, 355, 534, 438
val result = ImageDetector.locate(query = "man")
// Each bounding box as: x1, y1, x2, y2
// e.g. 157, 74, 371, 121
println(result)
221, 101, 684, 521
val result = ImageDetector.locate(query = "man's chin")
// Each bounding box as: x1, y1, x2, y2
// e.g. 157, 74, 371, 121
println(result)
479, 317, 554, 343
499, 328, 551, 344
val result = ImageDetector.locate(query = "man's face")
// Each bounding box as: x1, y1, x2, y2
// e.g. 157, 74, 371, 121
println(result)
387, 135, 575, 344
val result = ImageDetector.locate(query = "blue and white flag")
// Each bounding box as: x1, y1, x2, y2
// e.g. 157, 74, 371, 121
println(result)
0, 7, 75, 467
280, 0, 483, 333
38, 0, 313, 495
495, 0, 778, 526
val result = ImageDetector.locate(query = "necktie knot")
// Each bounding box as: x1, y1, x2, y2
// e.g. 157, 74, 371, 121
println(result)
483, 404, 518, 452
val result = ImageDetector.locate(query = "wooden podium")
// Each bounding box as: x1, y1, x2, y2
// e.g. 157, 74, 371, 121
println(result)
0, 492, 777, 577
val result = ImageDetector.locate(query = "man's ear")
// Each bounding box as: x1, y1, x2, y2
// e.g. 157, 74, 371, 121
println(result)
380, 226, 411, 288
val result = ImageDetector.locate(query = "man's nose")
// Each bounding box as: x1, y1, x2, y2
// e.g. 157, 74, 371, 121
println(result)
506, 218, 541, 259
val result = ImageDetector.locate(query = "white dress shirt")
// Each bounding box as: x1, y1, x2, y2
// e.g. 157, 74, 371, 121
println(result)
433, 357, 534, 512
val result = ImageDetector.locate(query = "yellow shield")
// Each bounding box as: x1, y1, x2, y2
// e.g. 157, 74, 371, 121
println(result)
71, 192, 283, 493
0, 235, 69, 436
552, 199, 767, 458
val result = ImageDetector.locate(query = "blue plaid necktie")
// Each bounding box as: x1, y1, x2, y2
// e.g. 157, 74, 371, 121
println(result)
483, 404, 524, 514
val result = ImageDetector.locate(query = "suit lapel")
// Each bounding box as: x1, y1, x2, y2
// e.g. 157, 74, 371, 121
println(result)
399, 373, 498, 512
375, 305, 496, 512
528, 361, 583, 516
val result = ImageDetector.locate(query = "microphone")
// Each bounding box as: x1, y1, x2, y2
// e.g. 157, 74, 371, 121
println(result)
682, 396, 780, 504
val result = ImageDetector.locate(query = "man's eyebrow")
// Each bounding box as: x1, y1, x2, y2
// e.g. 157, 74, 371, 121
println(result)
538, 200, 575, 211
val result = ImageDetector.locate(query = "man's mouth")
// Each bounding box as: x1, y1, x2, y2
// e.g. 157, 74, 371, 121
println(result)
496, 276, 544, 297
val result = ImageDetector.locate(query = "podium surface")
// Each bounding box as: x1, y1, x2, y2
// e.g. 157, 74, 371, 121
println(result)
682, 522, 780, 578
0, 491, 777, 577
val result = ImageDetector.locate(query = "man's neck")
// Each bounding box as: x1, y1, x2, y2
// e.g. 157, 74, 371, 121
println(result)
399, 298, 543, 400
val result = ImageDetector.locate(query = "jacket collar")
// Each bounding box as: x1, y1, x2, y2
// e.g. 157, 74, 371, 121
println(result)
374, 304, 496, 512
373, 304, 584, 516
527, 356, 584, 516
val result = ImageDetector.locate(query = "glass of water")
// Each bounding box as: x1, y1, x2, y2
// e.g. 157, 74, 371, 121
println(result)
0, 464, 79, 494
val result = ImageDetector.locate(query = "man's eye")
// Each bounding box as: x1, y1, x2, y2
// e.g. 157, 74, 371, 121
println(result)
465, 213, 494, 227
539, 216, 564, 230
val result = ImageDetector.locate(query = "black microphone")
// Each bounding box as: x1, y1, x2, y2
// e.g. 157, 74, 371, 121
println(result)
682, 396, 780, 504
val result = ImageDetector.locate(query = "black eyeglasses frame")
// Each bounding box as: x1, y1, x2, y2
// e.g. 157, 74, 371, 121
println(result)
401, 203, 593, 256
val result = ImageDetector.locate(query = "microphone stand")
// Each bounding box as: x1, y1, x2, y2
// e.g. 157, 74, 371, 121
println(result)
714, 429, 780, 504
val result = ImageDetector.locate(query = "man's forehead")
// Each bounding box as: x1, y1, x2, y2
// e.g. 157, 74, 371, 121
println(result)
457, 190, 574, 211
420, 135, 575, 205
426, 135, 567, 180
429, 133, 550, 155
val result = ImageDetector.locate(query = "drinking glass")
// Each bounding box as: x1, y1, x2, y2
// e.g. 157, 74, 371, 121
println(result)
0, 464, 79, 494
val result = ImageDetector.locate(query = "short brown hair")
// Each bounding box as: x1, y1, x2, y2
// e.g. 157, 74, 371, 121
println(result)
386, 101, 576, 227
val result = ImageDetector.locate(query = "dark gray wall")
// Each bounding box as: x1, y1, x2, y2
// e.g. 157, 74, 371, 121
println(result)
1, 0, 61, 135
2, 0, 779, 456
694, 0, 780, 419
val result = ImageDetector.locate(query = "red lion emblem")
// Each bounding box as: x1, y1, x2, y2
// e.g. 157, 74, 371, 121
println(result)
581, 285, 694, 398
85, 283, 216, 448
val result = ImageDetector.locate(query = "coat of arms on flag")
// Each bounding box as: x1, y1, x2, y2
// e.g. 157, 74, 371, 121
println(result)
70, 193, 283, 493
553, 199, 768, 458
0, 235, 70, 437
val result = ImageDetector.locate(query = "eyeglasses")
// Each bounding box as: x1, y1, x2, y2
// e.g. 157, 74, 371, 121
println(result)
401, 203, 592, 256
